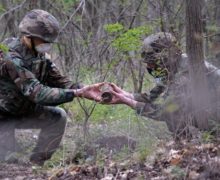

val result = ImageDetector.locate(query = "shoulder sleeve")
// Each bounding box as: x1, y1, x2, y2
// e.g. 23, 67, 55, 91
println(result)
2, 59, 74, 105
205, 61, 220, 84
148, 84, 166, 101
133, 83, 166, 103
135, 102, 160, 120
46, 60, 82, 89
133, 93, 150, 103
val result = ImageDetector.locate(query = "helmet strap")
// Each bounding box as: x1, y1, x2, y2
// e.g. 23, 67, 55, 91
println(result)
22, 36, 32, 49
22, 36, 38, 56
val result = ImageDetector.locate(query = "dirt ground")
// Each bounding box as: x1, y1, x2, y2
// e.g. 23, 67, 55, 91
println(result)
0, 163, 48, 180
0, 137, 219, 180
0, 118, 219, 179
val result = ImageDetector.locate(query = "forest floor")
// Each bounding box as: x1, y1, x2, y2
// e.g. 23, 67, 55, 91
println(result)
0, 115, 219, 180
0, 136, 219, 180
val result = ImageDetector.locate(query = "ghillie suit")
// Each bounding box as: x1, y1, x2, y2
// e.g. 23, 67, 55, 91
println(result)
134, 32, 220, 138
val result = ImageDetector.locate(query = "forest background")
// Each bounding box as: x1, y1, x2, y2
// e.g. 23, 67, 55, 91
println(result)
0, 0, 220, 179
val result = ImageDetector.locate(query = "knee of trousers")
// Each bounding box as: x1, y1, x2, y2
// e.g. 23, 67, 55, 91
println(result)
49, 107, 67, 125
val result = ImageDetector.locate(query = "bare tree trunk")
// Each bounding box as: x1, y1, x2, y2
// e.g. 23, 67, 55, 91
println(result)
1, 0, 16, 37
28, 0, 38, 9
40, 0, 47, 9
215, 0, 220, 27
186, 0, 210, 130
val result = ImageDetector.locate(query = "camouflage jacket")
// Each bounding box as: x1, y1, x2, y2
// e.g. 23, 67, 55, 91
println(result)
0, 38, 78, 115
133, 76, 166, 103
134, 54, 220, 128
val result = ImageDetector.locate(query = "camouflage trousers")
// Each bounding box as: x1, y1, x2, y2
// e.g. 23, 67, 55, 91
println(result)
0, 106, 67, 164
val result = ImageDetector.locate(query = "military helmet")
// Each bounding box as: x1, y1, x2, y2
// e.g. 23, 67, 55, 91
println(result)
141, 32, 181, 79
19, 9, 60, 43
141, 32, 177, 64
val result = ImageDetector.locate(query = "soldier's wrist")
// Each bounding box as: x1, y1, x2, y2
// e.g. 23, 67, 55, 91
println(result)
64, 89, 75, 100
125, 92, 134, 99
124, 98, 137, 109
72, 89, 83, 97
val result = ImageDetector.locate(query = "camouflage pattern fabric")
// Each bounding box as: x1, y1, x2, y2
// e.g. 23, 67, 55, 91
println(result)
136, 32, 181, 105
134, 54, 220, 136
0, 106, 67, 164
0, 37, 77, 115
141, 32, 180, 69
133, 85, 165, 103
19, 9, 59, 43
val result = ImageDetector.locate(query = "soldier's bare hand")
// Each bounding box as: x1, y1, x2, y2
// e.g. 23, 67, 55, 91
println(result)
104, 89, 137, 108
109, 83, 134, 99
74, 82, 105, 102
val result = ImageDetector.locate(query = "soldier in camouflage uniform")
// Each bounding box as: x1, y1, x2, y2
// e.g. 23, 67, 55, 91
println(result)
108, 32, 220, 137
0, 9, 104, 165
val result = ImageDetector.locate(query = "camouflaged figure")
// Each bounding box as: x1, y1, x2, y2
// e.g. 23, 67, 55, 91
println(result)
0, 9, 80, 165
133, 32, 181, 105
18, 9, 59, 43
134, 32, 220, 136
0, 37, 79, 115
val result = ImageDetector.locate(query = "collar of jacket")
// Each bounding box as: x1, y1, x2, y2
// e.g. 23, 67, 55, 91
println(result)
5, 37, 46, 62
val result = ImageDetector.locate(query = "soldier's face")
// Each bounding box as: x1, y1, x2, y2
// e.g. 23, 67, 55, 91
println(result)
33, 37, 45, 46
146, 62, 157, 70
142, 54, 168, 78
33, 37, 52, 53
142, 54, 157, 70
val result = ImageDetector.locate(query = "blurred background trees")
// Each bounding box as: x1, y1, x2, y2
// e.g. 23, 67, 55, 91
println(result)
1, 0, 220, 132
1, 0, 220, 169
0, 0, 219, 92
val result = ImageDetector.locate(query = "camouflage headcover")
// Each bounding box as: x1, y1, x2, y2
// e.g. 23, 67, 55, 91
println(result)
19, 9, 60, 43
141, 32, 181, 76
141, 32, 180, 65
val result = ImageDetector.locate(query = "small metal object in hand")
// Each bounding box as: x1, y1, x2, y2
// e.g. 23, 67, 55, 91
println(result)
101, 84, 113, 103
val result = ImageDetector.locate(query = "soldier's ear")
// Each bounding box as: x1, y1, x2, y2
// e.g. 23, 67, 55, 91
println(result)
22, 36, 33, 50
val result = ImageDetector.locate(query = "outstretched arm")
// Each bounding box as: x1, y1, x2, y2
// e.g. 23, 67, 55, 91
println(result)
45, 59, 83, 89
107, 83, 160, 119
73, 82, 105, 102
109, 83, 134, 99
2, 59, 103, 105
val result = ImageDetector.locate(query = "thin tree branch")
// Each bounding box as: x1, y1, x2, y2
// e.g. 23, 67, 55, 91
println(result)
0, 0, 28, 22
58, 0, 85, 36
128, 0, 144, 29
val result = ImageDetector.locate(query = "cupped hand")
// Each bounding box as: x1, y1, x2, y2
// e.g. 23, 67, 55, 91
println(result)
101, 88, 137, 108
75, 82, 106, 102
109, 83, 134, 99
101, 88, 127, 104
109, 83, 124, 94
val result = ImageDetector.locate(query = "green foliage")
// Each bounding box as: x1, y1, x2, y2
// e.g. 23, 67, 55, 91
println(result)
59, 0, 80, 11
104, 23, 152, 52
0, 43, 9, 53
44, 147, 65, 168
67, 99, 136, 124
165, 102, 179, 113
112, 26, 152, 52
104, 23, 124, 34
0, 4, 6, 14
201, 131, 214, 143
169, 165, 186, 179
91, 103, 138, 124
118, 0, 130, 7
135, 145, 154, 162
207, 25, 219, 33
